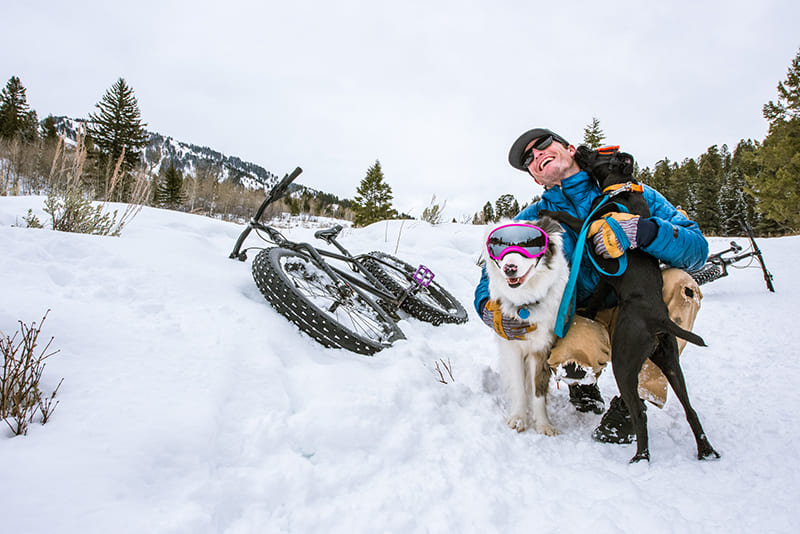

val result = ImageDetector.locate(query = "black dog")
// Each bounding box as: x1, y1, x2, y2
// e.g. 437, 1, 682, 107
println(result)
540, 146, 719, 463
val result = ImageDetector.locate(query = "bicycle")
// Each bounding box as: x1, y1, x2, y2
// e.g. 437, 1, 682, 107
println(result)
229, 167, 469, 355
689, 220, 775, 292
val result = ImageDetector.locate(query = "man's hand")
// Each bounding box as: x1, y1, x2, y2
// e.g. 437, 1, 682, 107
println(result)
588, 213, 658, 259
480, 300, 535, 340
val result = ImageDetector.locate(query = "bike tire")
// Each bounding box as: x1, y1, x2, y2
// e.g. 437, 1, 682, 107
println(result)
361, 251, 469, 326
252, 247, 405, 355
690, 263, 724, 286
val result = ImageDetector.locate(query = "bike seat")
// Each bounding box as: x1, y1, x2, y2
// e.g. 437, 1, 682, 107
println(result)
314, 225, 343, 243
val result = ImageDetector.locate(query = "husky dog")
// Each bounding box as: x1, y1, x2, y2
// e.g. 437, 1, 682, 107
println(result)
483, 217, 568, 435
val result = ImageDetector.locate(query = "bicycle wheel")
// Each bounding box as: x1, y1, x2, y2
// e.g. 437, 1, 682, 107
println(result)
361, 251, 469, 326
252, 247, 405, 355
690, 263, 724, 286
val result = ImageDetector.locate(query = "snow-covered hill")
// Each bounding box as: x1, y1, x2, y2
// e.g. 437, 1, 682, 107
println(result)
1, 195, 797, 534
53, 116, 280, 190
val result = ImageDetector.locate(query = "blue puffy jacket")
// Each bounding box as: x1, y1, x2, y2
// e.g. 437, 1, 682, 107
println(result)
474, 170, 709, 314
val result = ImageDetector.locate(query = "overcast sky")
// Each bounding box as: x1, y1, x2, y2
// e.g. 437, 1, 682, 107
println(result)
3, 0, 798, 218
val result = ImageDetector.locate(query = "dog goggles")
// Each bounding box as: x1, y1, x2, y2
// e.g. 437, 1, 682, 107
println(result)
486, 223, 549, 261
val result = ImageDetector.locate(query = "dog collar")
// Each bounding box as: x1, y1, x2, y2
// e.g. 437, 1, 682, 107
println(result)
603, 182, 644, 197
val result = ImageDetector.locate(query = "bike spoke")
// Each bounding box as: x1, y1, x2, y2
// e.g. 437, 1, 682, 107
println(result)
282, 259, 394, 343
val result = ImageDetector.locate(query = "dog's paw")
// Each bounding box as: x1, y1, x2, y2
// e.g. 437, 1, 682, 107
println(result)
506, 413, 528, 432
534, 421, 561, 437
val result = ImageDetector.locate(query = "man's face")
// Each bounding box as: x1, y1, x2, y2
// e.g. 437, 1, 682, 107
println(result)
523, 137, 580, 188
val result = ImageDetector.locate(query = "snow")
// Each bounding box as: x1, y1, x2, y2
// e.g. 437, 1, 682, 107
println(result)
1, 195, 798, 534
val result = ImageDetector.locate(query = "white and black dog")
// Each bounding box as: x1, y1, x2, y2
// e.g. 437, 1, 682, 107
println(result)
483, 217, 568, 435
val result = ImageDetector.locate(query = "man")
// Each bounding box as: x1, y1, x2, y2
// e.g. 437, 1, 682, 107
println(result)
474, 127, 708, 443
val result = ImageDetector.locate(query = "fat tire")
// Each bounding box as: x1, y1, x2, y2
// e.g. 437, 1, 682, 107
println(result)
252, 247, 405, 355
690, 264, 724, 286
361, 251, 468, 326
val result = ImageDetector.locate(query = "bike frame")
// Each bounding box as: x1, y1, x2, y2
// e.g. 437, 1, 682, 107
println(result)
228, 167, 423, 311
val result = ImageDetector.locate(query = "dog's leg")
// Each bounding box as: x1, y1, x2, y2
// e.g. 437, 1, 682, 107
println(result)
649, 336, 721, 461
611, 316, 653, 462
503, 347, 530, 432
529, 353, 560, 436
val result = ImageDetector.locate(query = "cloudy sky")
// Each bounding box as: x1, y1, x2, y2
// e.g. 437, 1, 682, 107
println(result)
3, 0, 798, 218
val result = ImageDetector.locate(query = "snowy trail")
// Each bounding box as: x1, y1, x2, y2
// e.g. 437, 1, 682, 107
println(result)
1, 196, 797, 533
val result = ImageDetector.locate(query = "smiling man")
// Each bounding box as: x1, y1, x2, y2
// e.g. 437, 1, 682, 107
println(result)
475, 127, 709, 444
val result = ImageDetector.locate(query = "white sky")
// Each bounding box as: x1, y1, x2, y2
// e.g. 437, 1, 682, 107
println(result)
3, 0, 798, 218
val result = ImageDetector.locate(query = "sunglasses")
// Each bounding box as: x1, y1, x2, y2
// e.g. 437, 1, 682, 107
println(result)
522, 134, 567, 169
486, 223, 549, 261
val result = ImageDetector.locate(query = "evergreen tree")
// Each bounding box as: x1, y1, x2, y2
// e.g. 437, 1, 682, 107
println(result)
41, 114, 59, 145
763, 48, 800, 122
156, 164, 186, 209
672, 158, 697, 220
482, 201, 495, 223
694, 145, 724, 234
720, 140, 759, 234
747, 47, 800, 232
87, 78, 149, 201
494, 194, 519, 219
352, 160, 396, 227
0, 76, 39, 142
649, 159, 673, 200
582, 117, 606, 148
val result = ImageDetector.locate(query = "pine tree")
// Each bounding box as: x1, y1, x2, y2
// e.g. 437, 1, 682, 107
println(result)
87, 78, 149, 201
582, 117, 606, 149
352, 160, 396, 227
694, 145, 724, 234
494, 194, 519, 219
0, 76, 39, 142
720, 140, 759, 235
747, 47, 800, 232
482, 201, 495, 223
41, 114, 59, 145
156, 164, 186, 209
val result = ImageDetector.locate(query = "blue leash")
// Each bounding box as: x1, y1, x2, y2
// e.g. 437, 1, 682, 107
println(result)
554, 198, 629, 338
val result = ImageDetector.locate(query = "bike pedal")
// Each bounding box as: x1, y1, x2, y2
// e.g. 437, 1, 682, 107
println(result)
412, 265, 435, 288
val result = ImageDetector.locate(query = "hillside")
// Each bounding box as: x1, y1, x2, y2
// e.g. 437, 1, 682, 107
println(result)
53, 116, 280, 191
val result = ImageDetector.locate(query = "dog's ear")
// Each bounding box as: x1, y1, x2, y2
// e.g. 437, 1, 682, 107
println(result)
536, 215, 564, 237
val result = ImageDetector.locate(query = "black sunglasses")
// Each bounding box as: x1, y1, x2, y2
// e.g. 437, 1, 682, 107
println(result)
522, 135, 567, 169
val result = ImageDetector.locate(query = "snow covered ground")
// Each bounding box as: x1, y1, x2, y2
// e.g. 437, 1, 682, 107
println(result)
1, 195, 798, 534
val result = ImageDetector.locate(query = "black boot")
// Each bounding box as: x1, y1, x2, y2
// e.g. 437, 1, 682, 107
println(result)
592, 395, 640, 444
568, 383, 605, 414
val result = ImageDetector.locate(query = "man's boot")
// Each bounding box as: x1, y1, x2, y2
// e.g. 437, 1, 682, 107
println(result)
592, 395, 641, 444
568, 383, 605, 414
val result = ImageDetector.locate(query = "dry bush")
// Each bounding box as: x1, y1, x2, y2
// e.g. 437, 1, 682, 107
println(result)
434, 358, 455, 384
42, 132, 150, 236
1, 310, 63, 436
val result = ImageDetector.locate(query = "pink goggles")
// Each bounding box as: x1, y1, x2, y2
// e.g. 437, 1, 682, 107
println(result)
486, 223, 549, 261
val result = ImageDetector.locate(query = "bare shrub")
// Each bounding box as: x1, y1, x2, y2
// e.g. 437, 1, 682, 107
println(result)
1, 310, 63, 436
434, 358, 455, 384
421, 194, 447, 225
43, 131, 150, 236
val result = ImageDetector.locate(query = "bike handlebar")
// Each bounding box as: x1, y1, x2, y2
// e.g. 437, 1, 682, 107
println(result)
228, 166, 303, 260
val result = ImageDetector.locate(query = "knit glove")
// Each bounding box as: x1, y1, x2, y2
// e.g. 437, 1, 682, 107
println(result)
480, 300, 536, 340
589, 213, 658, 259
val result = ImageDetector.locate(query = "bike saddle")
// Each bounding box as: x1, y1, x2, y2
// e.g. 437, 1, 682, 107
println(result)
314, 225, 343, 243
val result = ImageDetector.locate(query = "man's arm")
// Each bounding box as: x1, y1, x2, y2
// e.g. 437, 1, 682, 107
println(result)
640, 186, 709, 272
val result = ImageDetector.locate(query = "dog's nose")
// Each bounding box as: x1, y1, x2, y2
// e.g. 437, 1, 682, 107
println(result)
503, 264, 518, 276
